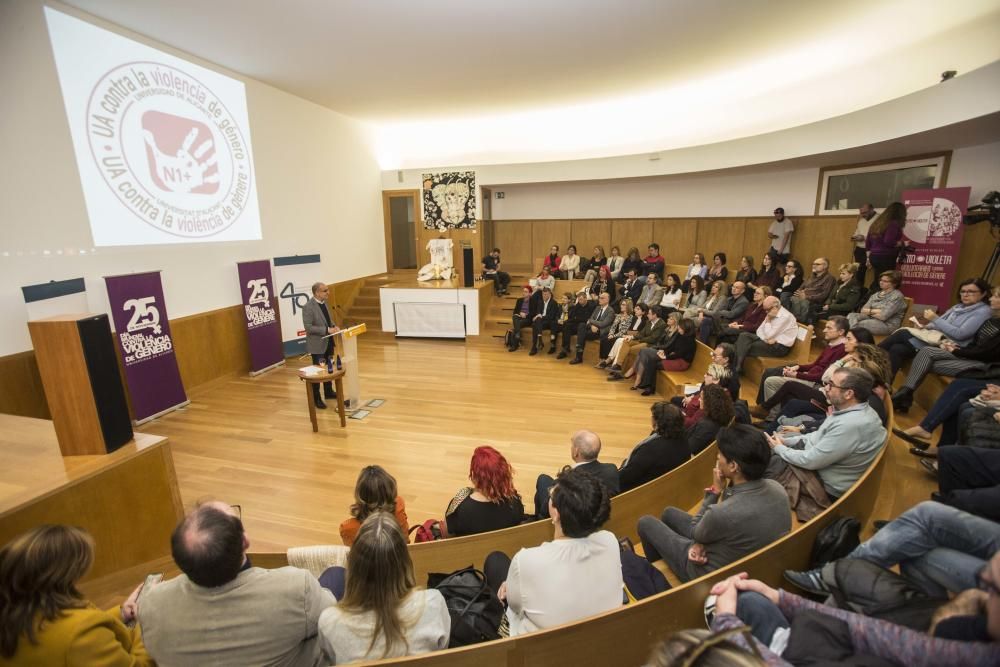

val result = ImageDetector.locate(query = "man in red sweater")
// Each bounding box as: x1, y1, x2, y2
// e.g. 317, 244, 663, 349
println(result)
752, 316, 848, 414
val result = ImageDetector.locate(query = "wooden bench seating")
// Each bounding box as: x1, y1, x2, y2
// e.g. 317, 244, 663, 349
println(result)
655, 340, 713, 398
358, 402, 894, 666
743, 324, 814, 385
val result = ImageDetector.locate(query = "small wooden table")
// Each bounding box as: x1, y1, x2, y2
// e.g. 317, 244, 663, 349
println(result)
298, 368, 346, 431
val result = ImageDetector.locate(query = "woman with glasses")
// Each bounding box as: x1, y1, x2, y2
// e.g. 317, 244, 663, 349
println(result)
879, 277, 993, 381
891, 284, 1000, 413
848, 270, 906, 335
774, 260, 803, 307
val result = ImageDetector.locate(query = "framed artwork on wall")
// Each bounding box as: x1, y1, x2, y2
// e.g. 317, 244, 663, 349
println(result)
815, 153, 950, 215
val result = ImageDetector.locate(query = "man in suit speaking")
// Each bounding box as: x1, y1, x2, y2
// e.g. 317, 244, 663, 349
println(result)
303, 282, 339, 409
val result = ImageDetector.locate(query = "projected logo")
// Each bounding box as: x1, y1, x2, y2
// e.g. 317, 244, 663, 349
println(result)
86, 61, 253, 238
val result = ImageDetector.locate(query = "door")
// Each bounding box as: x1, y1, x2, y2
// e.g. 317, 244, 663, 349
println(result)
382, 190, 420, 270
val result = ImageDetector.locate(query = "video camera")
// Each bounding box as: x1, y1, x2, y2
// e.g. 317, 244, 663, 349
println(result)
964, 191, 1000, 228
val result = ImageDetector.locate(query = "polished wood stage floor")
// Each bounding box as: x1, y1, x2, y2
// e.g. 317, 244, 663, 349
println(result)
134, 330, 934, 553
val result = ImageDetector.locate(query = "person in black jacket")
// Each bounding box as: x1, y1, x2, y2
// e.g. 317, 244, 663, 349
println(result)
508, 285, 535, 351
619, 402, 691, 492
533, 430, 620, 518
529, 287, 561, 355
617, 269, 644, 307
619, 247, 644, 284
687, 384, 736, 455
633, 318, 698, 396
557, 291, 597, 358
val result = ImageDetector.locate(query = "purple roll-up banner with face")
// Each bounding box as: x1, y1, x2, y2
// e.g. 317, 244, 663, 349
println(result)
237, 260, 285, 374
900, 187, 971, 312
104, 271, 188, 423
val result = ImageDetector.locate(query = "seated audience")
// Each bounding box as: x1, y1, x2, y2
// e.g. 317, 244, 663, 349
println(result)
340, 465, 409, 547
318, 513, 449, 663
895, 380, 999, 450
582, 245, 608, 283
607, 245, 625, 281
671, 344, 741, 408
140, 501, 335, 666
707, 252, 729, 283
485, 468, 623, 636
697, 280, 749, 343
619, 402, 691, 492
633, 317, 697, 395
507, 285, 535, 352
679, 563, 1000, 667
734, 296, 799, 374
786, 257, 835, 324
818, 262, 862, 318
0, 525, 153, 666
764, 368, 886, 499
717, 285, 769, 345
531, 265, 556, 292
445, 446, 524, 536
568, 292, 615, 364
596, 297, 637, 367
658, 273, 683, 313
534, 430, 620, 518
681, 275, 708, 317
637, 424, 791, 583
735, 255, 758, 286
559, 245, 581, 279
692, 279, 728, 323
785, 500, 999, 601
557, 291, 596, 358
879, 277, 992, 380
542, 245, 561, 274
747, 251, 780, 292
891, 285, 999, 413
847, 269, 907, 334
686, 382, 737, 455
642, 243, 666, 280
619, 247, 644, 283
638, 272, 664, 308
528, 286, 560, 355
607, 304, 666, 376
752, 316, 848, 417
586, 265, 617, 302
619, 268, 644, 305
773, 259, 803, 306
683, 252, 708, 291
481, 247, 510, 296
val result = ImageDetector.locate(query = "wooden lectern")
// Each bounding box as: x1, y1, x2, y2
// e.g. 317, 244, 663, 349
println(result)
332, 323, 367, 409
28, 313, 133, 456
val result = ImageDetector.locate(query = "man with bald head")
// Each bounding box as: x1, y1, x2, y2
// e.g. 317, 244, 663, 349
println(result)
140, 501, 335, 666
303, 282, 340, 409
787, 257, 835, 324
533, 430, 621, 518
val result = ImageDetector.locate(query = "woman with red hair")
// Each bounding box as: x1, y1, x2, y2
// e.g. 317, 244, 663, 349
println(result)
444, 446, 524, 536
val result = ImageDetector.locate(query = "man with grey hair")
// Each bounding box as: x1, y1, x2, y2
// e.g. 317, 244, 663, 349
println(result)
533, 430, 620, 518
140, 501, 335, 666
787, 257, 835, 324
303, 282, 340, 409
765, 367, 886, 499
734, 296, 799, 374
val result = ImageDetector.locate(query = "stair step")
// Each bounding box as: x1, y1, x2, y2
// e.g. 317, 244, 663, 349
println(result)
354, 295, 379, 307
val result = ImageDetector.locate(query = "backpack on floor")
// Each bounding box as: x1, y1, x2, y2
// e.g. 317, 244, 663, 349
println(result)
429, 566, 504, 647
808, 516, 860, 569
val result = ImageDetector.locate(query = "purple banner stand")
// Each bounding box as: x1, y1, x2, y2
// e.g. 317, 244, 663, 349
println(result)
900, 187, 971, 312
237, 260, 285, 375
104, 271, 189, 424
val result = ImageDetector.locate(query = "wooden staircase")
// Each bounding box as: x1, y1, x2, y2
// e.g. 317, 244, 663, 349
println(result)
340, 273, 397, 329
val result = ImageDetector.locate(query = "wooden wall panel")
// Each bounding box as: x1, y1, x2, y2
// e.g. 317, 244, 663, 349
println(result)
695, 219, 745, 273
741, 217, 776, 263
172, 305, 251, 390
531, 220, 572, 268
956, 222, 997, 284
610, 219, 653, 255
570, 219, 612, 257
790, 216, 857, 271
652, 219, 697, 264
0, 351, 49, 419
494, 221, 533, 270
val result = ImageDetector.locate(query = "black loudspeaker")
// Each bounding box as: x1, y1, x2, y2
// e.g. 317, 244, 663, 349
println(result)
463, 246, 474, 287
77, 314, 134, 453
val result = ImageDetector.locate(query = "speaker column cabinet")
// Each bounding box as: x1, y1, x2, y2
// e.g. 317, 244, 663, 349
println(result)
462, 243, 474, 287
28, 314, 134, 456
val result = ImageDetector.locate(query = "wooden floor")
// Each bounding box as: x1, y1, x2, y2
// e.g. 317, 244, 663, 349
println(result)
131, 328, 936, 554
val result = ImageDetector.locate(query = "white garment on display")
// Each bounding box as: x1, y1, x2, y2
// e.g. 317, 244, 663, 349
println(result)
418, 238, 455, 281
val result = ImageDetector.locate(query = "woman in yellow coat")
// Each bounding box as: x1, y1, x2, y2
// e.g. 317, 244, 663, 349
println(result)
0, 524, 153, 666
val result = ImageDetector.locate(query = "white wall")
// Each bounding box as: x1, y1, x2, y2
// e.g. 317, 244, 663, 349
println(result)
0, 1, 385, 356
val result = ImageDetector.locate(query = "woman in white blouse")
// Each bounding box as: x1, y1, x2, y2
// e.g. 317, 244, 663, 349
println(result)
559, 245, 581, 279
659, 273, 684, 313
608, 246, 625, 281
483, 467, 623, 637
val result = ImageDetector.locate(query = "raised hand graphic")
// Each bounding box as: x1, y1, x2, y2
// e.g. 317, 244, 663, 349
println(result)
143, 126, 220, 194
